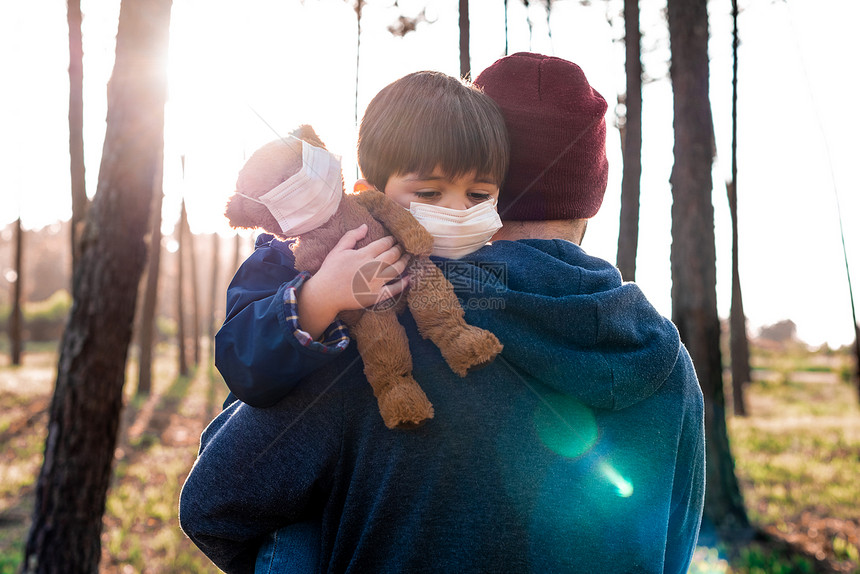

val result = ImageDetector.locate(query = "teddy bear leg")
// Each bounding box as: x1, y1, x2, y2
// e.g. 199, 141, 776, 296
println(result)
407, 258, 503, 377
351, 309, 434, 429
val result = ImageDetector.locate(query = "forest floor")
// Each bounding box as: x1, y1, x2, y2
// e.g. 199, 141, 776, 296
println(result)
0, 343, 221, 573
0, 343, 858, 573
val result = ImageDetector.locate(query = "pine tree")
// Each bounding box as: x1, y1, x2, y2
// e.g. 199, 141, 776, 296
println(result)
22, 1, 172, 569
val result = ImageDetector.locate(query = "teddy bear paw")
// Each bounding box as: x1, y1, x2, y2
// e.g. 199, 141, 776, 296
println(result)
377, 381, 435, 430
442, 327, 504, 377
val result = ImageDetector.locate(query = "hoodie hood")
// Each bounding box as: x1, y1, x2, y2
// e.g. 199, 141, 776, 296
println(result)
441, 239, 682, 411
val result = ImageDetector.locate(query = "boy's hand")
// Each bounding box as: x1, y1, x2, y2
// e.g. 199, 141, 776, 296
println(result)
297, 225, 412, 339
317, 224, 412, 309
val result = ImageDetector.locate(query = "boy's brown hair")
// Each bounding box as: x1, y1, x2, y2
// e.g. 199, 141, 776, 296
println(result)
358, 71, 510, 192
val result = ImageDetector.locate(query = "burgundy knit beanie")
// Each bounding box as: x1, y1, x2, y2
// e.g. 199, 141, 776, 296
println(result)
475, 52, 609, 220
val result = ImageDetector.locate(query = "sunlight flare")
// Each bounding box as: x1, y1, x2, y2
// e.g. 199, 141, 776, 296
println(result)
597, 461, 633, 498
533, 393, 598, 459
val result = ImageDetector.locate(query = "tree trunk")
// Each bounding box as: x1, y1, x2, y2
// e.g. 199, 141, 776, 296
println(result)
177, 200, 189, 377
504, 0, 509, 55
10, 217, 24, 366
728, 181, 751, 416
667, 0, 751, 542
459, 0, 470, 79
136, 154, 165, 396
727, 0, 751, 417
208, 233, 221, 358
354, 0, 365, 131
185, 210, 201, 366
522, 0, 533, 51
615, 0, 642, 282
854, 325, 860, 403
845, 274, 860, 401
68, 0, 88, 279
22, 0, 172, 570
232, 233, 243, 278
542, 0, 553, 47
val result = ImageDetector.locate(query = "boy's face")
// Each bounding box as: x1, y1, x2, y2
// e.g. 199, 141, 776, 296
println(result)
380, 168, 500, 211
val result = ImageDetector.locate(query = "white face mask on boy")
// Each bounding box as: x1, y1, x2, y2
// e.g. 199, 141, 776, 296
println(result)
237, 140, 343, 237
408, 200, 503, 259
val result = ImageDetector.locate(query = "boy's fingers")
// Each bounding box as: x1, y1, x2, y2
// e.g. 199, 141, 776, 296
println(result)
377, 275, 410, 303
333, 224, 368, 252
375, 243, 404, 265
359, 234, 398, 257
388, 253, 411, 275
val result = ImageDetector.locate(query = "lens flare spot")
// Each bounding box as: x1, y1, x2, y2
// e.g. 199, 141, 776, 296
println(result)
598, 461, 633, 497
533, 393, 598, 459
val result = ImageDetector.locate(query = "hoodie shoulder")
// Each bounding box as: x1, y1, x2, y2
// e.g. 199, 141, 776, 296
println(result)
465, 239, 681, 410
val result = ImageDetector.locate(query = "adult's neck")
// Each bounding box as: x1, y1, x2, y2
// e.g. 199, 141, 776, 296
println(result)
492, 219, 587, 245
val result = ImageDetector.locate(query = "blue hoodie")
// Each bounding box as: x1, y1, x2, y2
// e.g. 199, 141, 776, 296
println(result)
180, 237, 705, 574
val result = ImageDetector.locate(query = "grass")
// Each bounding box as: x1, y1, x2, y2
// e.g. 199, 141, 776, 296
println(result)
98, 345, 224, 573
0, 343, 225, 574
719, 344, 860, 574
0, 341, 857, 573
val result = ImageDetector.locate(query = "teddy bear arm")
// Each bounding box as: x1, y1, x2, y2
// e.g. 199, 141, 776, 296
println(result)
353, 191, 435, 256
407, 257, 503, 377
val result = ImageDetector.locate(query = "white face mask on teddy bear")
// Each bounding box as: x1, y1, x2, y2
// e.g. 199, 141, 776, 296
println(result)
237, 139, 343, 237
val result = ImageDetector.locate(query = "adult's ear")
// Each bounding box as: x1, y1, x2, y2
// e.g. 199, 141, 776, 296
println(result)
353, 178, 377, 193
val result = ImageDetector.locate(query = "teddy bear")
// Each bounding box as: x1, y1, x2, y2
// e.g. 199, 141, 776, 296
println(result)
225, 125, 503, 429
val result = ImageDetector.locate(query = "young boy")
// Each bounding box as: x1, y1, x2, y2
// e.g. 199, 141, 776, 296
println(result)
190, 71, 509, 571
213, 70, 510, 410
181, 55, 705, 574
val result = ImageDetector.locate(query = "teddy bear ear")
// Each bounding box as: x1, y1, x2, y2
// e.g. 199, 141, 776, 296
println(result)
224, 193, 251, 229
291, 124, 326, 149
224, 192, 274, 232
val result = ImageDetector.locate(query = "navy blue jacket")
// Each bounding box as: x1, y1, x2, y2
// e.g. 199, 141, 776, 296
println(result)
180, 237, 705, 574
